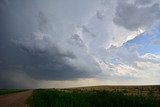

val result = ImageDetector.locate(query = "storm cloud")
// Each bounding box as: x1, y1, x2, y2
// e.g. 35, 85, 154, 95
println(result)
113, 0, 160, 30
0, 0, 160, 88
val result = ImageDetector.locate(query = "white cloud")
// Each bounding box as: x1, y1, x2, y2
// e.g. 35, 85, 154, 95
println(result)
142, 53, 160, 63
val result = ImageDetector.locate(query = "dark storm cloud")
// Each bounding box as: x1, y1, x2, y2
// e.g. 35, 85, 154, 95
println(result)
0, 28, 97, 88
113, 1, 160, 30
0, 14, 94, 81
0, 0, 101, 88
0, 0, 8, 5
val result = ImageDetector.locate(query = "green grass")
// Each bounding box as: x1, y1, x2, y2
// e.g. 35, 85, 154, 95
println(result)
0, 89, 28, 95
27, 89, 160, 107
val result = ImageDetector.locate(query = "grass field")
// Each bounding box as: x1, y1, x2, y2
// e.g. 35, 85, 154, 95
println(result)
64, 85, 160, 100
27, 85, 160, 107
0, 89, 28, 95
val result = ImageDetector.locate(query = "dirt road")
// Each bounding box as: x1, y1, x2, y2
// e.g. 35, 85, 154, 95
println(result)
0, 90, 33, 107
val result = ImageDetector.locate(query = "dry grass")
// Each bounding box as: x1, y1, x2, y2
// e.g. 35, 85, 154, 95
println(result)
62, 85, 160, 100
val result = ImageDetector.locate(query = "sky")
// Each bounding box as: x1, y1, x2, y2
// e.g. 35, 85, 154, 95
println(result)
0, 0, 160, 88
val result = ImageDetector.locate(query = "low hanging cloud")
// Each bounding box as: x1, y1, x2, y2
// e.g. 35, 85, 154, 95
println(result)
2, 10, 100, 81
0, 0, 102, 88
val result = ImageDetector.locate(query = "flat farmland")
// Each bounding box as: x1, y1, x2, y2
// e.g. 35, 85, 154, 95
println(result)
64, 85, 160, 100
27, 85, 160, 107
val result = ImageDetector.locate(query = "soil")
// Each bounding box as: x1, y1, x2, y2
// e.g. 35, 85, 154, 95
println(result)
0, 90, 32, 107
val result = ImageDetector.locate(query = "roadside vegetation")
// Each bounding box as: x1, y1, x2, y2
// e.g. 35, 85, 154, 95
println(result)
27, 89, 160, 107
0, 89, 28, 95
